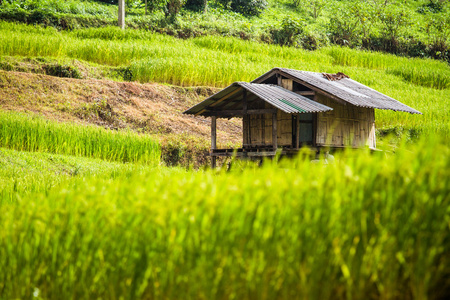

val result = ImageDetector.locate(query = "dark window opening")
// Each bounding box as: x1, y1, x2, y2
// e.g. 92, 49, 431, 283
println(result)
292, 113, 315, 148
293, 81, 312, 92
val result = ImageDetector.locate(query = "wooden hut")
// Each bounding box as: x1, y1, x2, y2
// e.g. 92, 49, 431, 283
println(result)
184, 68, 422, 167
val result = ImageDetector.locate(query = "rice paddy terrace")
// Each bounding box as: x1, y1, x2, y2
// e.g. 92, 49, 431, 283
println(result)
0, 19, 449, 300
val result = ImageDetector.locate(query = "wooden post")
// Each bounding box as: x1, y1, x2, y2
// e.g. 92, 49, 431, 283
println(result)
277, 74, 282, 86
272, 112, 277, 150
118, 0, 125, 29
296, 114, 300, 149
145, 0, 148, 15
261, 114, 265, 145
243, 90, 248, 113
211, 116, 217, 169
243, 90, 250, 147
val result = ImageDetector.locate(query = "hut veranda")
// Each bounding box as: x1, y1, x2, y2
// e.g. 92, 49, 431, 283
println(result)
184, 68, 422, 167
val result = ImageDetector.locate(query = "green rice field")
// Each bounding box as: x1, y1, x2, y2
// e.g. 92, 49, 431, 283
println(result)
0, 22, 449, 138
0, 130, 449, 299
0, 19, 449, 300
0, 111, 161, 164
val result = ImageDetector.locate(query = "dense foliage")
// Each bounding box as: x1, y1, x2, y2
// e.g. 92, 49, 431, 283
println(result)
217, 0, 268, 16
185, 0, 208, 12
0, 1, 448, 61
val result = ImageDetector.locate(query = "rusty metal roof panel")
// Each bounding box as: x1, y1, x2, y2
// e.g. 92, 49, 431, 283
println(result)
253, 68, 422, 114
238, 82, 332, 113
184, 82, 333, 116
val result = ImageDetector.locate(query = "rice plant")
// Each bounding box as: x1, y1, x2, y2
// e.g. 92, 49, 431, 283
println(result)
0, 136, 448, 300
0, 111, 161, 164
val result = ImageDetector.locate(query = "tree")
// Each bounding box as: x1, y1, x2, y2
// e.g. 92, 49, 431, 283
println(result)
118, 0, 125, 29
143, 0, 167, 13
425, 13, 450, 60
293, 0, 326, 19
165, 0, 186, 22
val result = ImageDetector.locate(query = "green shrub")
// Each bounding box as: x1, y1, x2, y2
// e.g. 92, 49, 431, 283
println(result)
216, 0, 267, 17
0, 6, 29, 23
42, 63, 82, 79
417, 0, 445, 14
327, 5, 361, 47
230, 0, 267, 16
269, 17, 305, 47
28, 7, 58, 25
2, 0, 116, 17
293, 0, 326, 19
185, 0, 207, 12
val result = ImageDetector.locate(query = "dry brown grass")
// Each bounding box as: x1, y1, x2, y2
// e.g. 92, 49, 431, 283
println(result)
0, 70, 242, 166
0, 70, 241, 144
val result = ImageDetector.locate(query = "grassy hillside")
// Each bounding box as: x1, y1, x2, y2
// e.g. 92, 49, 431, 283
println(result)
0, 70, 242, 166
0, 5, 449, 299
0, 0, 449, 61
1, 21, 448, 139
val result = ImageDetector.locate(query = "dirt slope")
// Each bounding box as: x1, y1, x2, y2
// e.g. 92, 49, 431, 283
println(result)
0, 70, 242, 166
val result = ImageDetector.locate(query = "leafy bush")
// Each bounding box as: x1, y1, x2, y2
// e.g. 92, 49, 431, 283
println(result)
185, 0, 207, 12
164, 0, 186, 22
269, 17, 305, 47
216, 0, 267, 17
94, 0, 117, 4
377, 7, 410, 53
43, 63, 82, 79
0, 6, 29, 23
417, 0, 445, 14
293, 0, 326, 19
28, 7, 58, 25
231, 0, 267, 16
1, 0, 115, 16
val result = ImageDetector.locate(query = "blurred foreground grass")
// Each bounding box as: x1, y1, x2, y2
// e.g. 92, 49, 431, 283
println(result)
0, 135, 448, 300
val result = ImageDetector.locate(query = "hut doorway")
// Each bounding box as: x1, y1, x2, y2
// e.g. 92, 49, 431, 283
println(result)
292, 113, 315, 148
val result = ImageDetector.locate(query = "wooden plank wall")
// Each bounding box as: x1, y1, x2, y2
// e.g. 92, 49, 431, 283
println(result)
315, 94, 376, 148
244, 101, 293, 147
243, 82, 377, 149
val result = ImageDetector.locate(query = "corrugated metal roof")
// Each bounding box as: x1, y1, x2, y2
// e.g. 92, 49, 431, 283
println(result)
252, 68, 422, 114
183, 82, 333, 116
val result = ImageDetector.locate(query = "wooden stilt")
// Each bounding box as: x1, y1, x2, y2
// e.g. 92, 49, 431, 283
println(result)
211, 116, 217, 169
296, 114, 300, 149
243, 90, 250, 146
272, 112, 277, 150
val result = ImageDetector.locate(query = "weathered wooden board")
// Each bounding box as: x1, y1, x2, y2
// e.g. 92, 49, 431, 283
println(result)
243, 93, 376, 149
281, 79, 293, 91
315, 94, 376, 148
